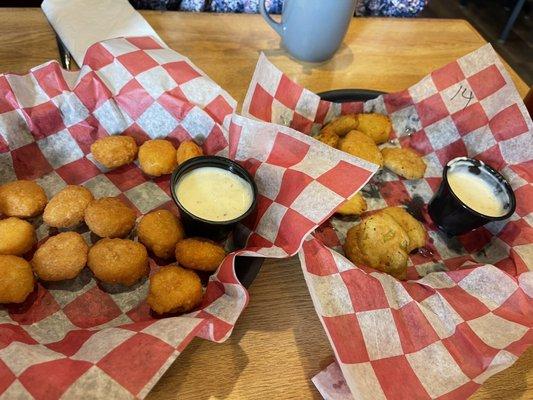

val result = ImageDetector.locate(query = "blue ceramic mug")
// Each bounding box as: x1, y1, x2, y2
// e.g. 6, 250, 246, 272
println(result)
260, 0, 356, 62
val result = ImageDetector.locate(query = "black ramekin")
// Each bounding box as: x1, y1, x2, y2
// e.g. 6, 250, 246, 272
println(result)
170, 156, 258, 240
428, 157, 516, 236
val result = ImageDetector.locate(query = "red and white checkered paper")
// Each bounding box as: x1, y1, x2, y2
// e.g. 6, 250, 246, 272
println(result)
0, 37, 378, 399
243, 46, 533, 399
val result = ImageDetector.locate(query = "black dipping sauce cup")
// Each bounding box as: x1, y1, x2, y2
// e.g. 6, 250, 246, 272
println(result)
170, 156, 258, 240
428, 157, 516, 236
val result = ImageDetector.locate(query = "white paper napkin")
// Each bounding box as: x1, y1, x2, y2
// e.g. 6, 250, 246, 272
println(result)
42, 0, 165, 66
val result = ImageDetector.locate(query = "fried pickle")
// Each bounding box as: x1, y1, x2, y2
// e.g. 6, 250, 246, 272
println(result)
356, 113, 392, 144
175, 238, 226, 272
138, 210, 185, 259
338, 130, 384, 167
0, 180, 47, 218
0, 217, 36, 256
88, 238, 148, 286
320, 114, 358, 137
91, 135, 138, 169
336, 193, 367, 216
381, 147, 426, 179
147, 265, 203, 314
381, 207, 426, 253
43, 185, 94, 228
31, 232, 89, 281
84, 197, 136, 238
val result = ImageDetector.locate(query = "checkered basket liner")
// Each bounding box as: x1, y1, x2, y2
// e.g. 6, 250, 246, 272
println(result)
242, 45, 533, 400
0, 37, 377, 399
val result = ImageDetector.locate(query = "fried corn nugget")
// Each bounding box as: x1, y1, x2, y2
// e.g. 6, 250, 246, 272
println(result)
356, 113, 392, 144
84, 197, 136, 238
338, 130, 384, 167
315, 133, 340, 148
175, 238, 226, 272
336, 193, 367, 216
139, 139, 177, 177
381, 207, 426, 253
344, 213, 409, 280
31, 232, 89, 281
138, 210, 185, 259
382, 147, 426, 179
43, 185, 94, 228
0, 180, 47, 218
320, 114, 358, 137
147, 265, 203, 314
0, 217, 36, 256
0, 255, 35, 304
176, 140, 203, 165
88, 238, 148, 286
91, 135, 138, 169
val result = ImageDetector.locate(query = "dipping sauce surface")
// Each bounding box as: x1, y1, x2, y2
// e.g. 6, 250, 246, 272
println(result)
447, 165, 508, 217
176, 167, 254, 222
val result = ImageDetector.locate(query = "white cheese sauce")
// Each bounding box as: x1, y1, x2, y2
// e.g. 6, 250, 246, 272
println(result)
447, 166, 507, 217
176, 167, 253, 222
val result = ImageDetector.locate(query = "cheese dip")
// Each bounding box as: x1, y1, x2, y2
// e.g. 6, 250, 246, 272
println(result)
175, 167, 254, 222
447, 163, 508, 217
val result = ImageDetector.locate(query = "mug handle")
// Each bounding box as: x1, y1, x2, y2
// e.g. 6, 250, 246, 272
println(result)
259, 0, 283, 37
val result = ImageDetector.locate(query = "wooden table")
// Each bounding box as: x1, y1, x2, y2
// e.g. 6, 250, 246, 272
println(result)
1, 9, 531, 399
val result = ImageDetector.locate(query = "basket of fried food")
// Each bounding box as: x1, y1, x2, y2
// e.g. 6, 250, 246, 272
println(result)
315, 112, 428, 280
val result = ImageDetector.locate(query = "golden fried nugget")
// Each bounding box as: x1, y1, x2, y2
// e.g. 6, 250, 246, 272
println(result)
320, 114, 358, 137
43, 185, 94, 228
343, 213, 409, 279
88, 238, 148, 286
147, 265, 203, 314
175, 238, 226, 272
382, 147, 427, 180
0, 217, 36, 256
176, 140, 204, 165
31, 232, 88, 281
91, 135, 138, 169
138, 210, 185, 259
0, 180, 47, 218
84, 197, 136, 238
138, 139, 177, 177
338, 130, 384, 167
356, 113, 392, 144
336, 193, 367, 216
315, 132, 340, 148
381, 207, 426, 253
0, 255, 34, 304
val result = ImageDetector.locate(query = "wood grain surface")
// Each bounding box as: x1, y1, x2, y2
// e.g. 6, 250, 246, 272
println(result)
0, 8, 530, 400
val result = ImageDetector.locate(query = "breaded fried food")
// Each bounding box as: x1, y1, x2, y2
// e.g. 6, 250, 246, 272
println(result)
31, 232, 88, 281
43, 185, 94, 228
176, 140, 203, 165
147, 265, 203, 314
343, 213, 409, 280
0, 255, 34, 304
139, 139, 177, 177
91, 135, 138, 169
320, 114, 358, 137
84, 197, 136, 238
88, 238, 148, 286
315, 132, 339, 148
381, 207, 426, 253
382, 147, 426, 179
175, 238, 226, 272
356, 113, 392, 144
336, 193, 367, 216
138, 210, 185, 259
338, 130, 384, 167
0, 217, 36, 256
0, 180, 47, 218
